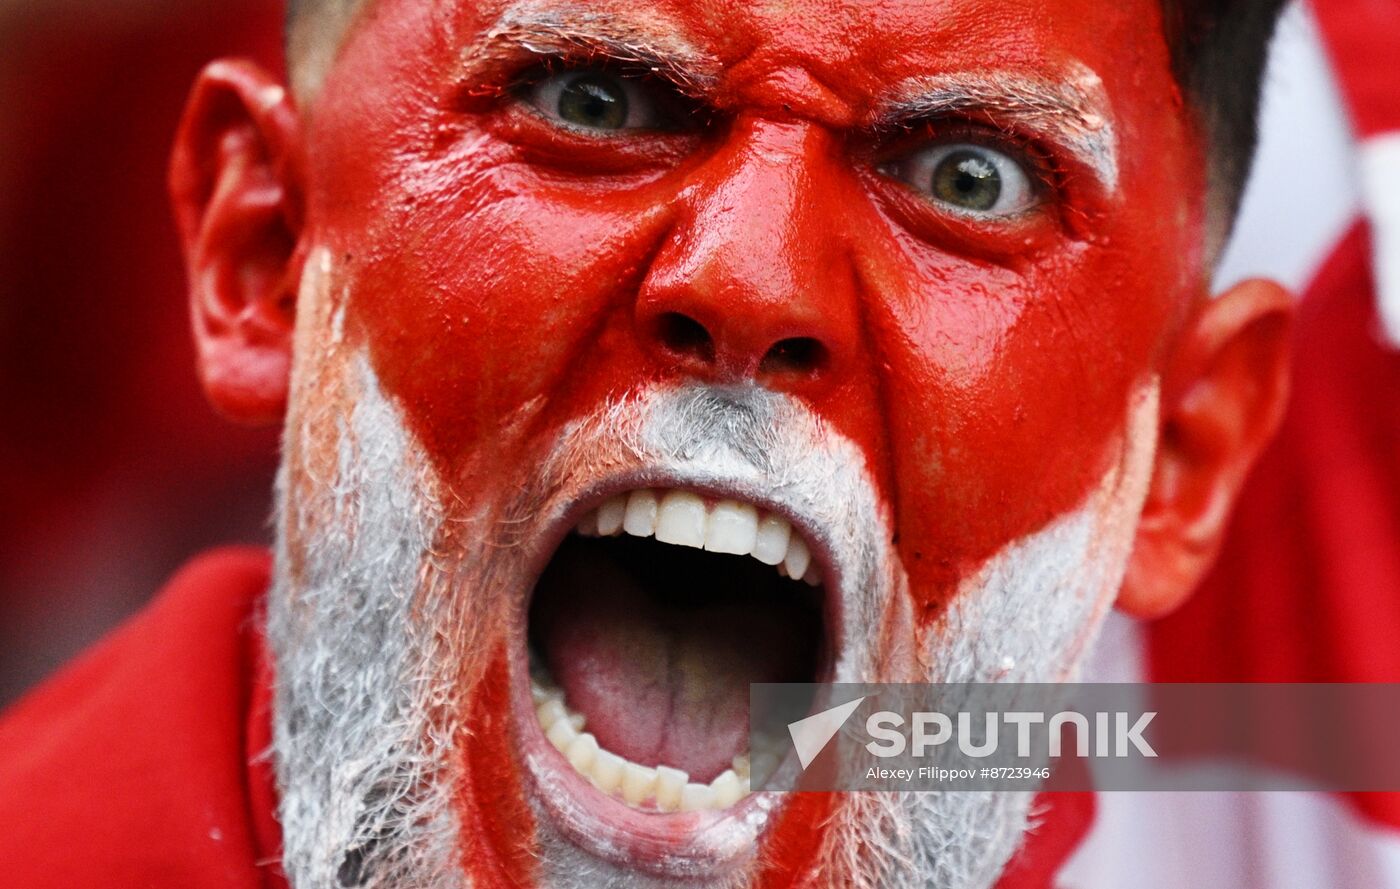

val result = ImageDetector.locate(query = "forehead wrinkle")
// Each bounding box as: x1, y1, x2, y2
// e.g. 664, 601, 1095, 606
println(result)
876, 65, 1119, 191
460, 2, 721, 97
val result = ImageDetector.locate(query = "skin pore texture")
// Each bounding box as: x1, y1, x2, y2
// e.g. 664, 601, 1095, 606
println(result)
170, 0, 1295, 886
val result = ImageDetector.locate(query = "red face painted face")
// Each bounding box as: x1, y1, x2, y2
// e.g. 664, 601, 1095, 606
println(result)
288, 0, 1204, 883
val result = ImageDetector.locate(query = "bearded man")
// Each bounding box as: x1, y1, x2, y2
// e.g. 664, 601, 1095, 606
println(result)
0, 0, 1293, 886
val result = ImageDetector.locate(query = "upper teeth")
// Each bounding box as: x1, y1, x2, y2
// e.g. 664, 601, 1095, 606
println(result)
577, 489, 823, 587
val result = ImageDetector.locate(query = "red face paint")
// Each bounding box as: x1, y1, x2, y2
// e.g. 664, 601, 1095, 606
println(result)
301, 0, 1204, 881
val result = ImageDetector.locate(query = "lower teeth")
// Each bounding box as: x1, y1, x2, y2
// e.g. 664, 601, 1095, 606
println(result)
531, 673, 752, 812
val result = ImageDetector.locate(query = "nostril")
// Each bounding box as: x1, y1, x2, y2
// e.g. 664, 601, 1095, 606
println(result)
760, 337, 828, 376
654, 312, 715, 363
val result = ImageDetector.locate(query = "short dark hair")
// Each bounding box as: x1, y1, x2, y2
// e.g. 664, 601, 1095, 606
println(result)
1163, 0, 1290, 240
287, 0, 1287, 240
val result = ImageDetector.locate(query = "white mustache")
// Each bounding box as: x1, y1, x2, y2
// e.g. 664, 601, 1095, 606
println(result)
493, 382, 909, 686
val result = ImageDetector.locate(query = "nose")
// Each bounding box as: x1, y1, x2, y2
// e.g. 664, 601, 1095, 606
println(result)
636, 116, 859, 388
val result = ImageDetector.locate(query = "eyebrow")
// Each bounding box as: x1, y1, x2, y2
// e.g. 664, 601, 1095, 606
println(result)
876, 67, 1120, 191
461, 4, 721, 99
460, 10, 1119, 190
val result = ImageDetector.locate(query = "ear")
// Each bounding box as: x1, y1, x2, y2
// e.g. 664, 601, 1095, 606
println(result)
1119, 278, 1293, 618
170, 60, 302, 425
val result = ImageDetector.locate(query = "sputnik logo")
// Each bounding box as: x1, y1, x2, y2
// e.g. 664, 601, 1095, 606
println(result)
787, 697, 866, 769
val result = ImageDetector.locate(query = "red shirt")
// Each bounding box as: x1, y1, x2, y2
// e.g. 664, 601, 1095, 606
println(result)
0, 548, 286, 889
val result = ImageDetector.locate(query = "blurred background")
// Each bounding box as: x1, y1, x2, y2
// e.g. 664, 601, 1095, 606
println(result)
0, 0, 282, 704
0, 0, 1397, 884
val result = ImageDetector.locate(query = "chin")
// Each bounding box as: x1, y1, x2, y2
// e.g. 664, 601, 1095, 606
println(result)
265, 330, 1159, 888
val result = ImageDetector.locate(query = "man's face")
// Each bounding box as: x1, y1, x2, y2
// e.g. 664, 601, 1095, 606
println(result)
268, 0, 1200, 885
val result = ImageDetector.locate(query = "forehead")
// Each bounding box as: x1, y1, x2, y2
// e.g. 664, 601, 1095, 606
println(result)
428, 0, 1169, 108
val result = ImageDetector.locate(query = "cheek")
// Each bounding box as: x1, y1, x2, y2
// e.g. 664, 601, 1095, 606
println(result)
859, 225, 1180, 621
336, 158, 685, 487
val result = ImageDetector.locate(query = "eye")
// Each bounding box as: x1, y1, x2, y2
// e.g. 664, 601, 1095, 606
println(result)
884, 143, 1038, 218
526, 68, 680, 133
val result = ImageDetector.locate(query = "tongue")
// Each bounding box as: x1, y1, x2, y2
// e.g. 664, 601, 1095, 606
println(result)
532, 535, 819, 784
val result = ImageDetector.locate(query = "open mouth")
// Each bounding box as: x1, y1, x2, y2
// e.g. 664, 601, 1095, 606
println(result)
523, 488, 829, 824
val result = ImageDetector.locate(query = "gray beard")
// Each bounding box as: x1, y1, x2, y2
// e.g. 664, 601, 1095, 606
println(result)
267, 349, 1156, 889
